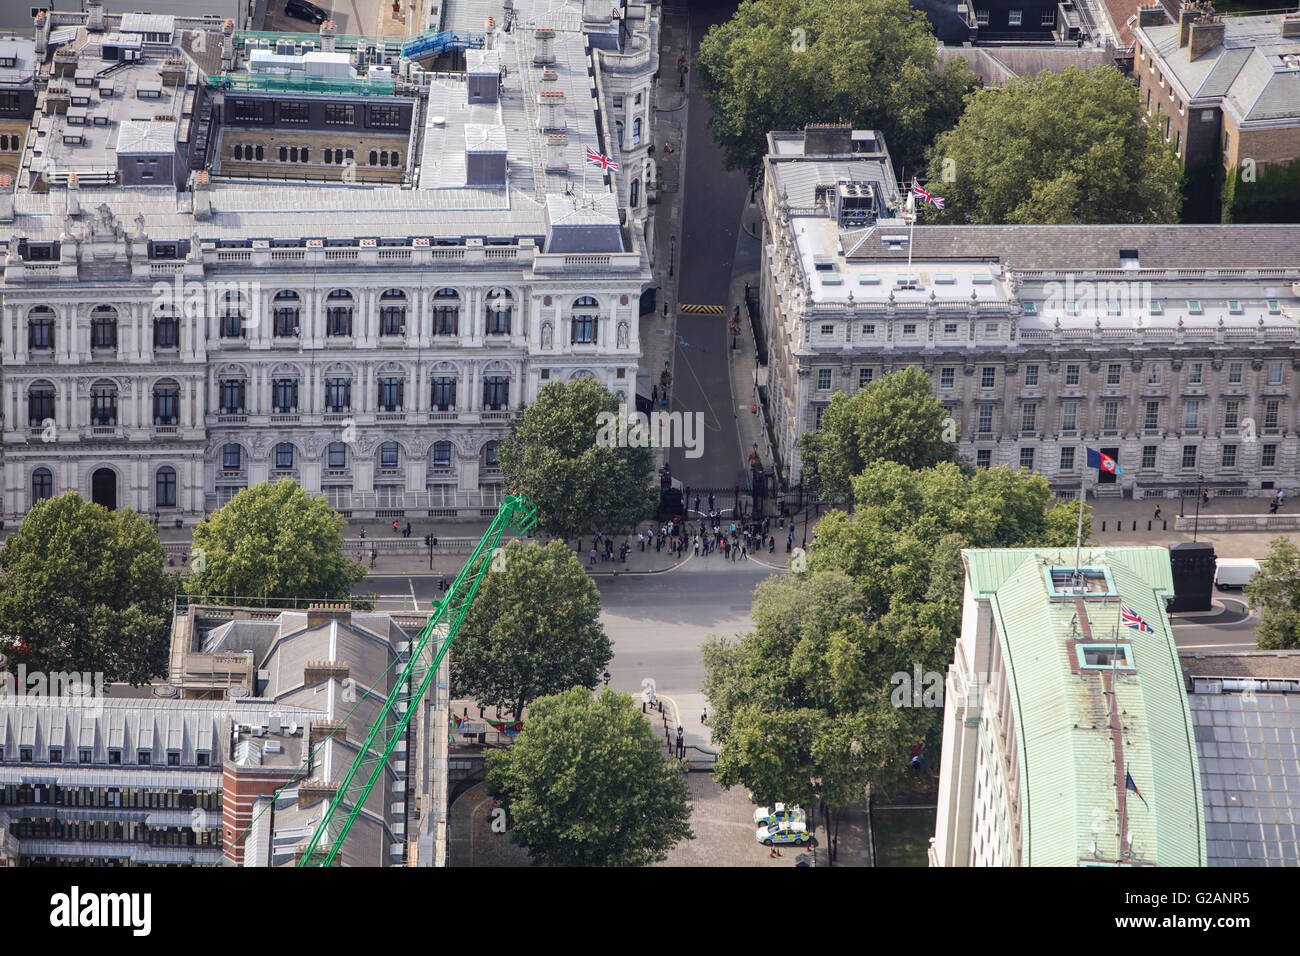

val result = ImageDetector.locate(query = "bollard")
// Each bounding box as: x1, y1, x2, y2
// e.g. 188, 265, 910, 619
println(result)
1101, 521, 1106, 531
1163, 520, 1168, 530
1133, 521, 1138, 531
1148, 520, 1152, 531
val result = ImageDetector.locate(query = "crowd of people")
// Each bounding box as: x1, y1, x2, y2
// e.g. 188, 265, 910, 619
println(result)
586, 509, 800, 566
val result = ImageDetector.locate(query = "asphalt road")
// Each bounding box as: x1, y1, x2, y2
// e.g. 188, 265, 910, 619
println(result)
665, 0, 753, 489
1169, 595, 1262, 652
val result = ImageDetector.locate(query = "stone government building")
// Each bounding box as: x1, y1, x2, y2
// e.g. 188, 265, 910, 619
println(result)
0, 0, 659, 527
760, 125, 1300, 500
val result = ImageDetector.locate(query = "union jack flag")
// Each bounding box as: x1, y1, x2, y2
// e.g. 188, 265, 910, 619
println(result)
911, 180, 932, 204
1120, 602, 1154, 633
585, 146, 619, 171
929, 195, 945, 210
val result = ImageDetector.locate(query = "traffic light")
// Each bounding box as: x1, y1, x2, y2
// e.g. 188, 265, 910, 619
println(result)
424, 534, 432, 547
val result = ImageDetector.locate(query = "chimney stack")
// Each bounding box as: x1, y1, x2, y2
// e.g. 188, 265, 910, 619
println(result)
1188, 17, 1225, 59
538, 88, 565, 131
546, 133, 567, 172
34, 10, 47, 56
1137, 5, 1167, 28
86, 0, 106, 32
1178, 2, 1211, 47
486, 17, 496, 50
320, 20, 336, 53
0, 174, 14, 223
221, 18, 235, 70
192, 170, 212, 219
66, 173, 80, 218
533, 27, 556, 65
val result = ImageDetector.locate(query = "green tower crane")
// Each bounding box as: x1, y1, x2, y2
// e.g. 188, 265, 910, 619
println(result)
296, 491, 537, 866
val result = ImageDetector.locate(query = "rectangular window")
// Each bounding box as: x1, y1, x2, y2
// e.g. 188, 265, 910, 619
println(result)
153, 386, 179, 425
1224, 400, 1239, 428
325, 378, 351, 412
324, 104, 355, 125
1189, 362, 1203, 385
944, 322, 958, 336
817, 368, 832, 390
1144, 401, 1160, 429
1262, 444, 1277, 468
1228, 362, 1243, 385
981, 367, 996, 389
432, 377, 456, 411
976, 449, 992, 468
1078, 644, 1134, 669
278, 101, 309, 123
368, 105, 401, 127
1065, 365, 1080, 386
1106, 364, 1122, 387
378, 378, 405, 412
272, 378, 298, 413
483, 376, 509, 410
1059, 447, 1075, 471
1019, 447, 1034, 470
902, 323, 917, 336
1181, 445, 1197, 470
940, 367, 955, 389
1041, 8, 1056, 25
977, 405, 993, 433
1021, 404, 1036, 432
1008, 9, 1022, 25
1221, 445, 1237, 468
1062, 401, 1077, 430
859, 368, 873, 389
49, 748, 62, 764
975, 9, 989, 24
862, 324, 875, 335
815, 406, 826, 429
1148, 365, 1162, 385
1024, 364, 1039, 386
1103, 401, 1119, 429
1142, 445, 1158, 470
230, 99, 264, 122
1269, 361, 1284, 386
820, 324, 834, 336
1264, 399, 1280, 428
1184, 400, 1200, 428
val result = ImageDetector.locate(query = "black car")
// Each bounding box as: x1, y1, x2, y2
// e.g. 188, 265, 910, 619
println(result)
285, 0, 327, 24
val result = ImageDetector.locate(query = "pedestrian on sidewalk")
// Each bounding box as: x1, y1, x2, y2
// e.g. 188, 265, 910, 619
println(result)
360, 527, 366, 539
393, 520, 399, 533
369, 548, 377, 568
403, 522, 411, 537
1270, 499, 1279, 514
1202, 490, 1210, 506
638, 532, 645, 552
731, 541, 739, 562
1278, 489, 1286, 507
740, 541, 747, 560
693, 535, 700, 556
1153, 504, 1161, 520
590, 547, 598, 565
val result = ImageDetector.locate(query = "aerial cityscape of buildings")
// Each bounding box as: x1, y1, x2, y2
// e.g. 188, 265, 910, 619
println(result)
0, 0, 1296, 884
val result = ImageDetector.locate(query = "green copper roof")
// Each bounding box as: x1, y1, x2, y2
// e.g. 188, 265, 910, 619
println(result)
963, 547, 1205, 867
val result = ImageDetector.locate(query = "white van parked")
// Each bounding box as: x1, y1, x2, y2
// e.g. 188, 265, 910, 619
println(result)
1214, 558, 1261, 591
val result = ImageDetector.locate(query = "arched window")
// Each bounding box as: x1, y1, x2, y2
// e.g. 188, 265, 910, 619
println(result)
153, 307, 179, 350
273, 290, 301, 338
433, 288, 460, 336
616, 120, 624, 148
91, 306, 118, 350
325, 289, 353, 337
221, 443, 242, 470
152, 380, 179, 426
219, 291, 246, 339
274, 442, 295, 470
326, 441, 347, 469
31, 468, 53, 503
572, 296, 599, 345
632, 117, 642, 146
380, 289, 406, 337
90, 381, 118, 426
29, 306, 55, 351
155, 466, 177, 508
431, 440, 453, 468
379, 441, 400, 469
431, 375, 456, 411
28, 382, 55, 428
630, 178, 639, 208
485, 288, 512, 336
369, 150, 378, 166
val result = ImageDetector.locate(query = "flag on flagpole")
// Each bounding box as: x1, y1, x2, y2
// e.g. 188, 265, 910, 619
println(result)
585, 145, 619, 171
1125, 771, 1149, 809
1086, 447, 1122, 474
1120, 602, 1155, 633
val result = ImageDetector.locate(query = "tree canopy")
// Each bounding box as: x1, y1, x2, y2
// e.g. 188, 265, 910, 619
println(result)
1245, 538, 1300, 650
451, 540, 612, 721
485, 687, 694, 866
695, 0, 971, 176
498, 378, 656, 540
704, 462, 1091, 802
184, 479, 366, 604
926, 65, 1182, 224
797, 366, 956, 501
0, 492, 173, 684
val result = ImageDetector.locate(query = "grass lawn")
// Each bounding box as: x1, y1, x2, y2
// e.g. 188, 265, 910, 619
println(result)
872, 807, 936, 867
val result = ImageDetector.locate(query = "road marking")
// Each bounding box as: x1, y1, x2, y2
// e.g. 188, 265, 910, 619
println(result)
409, 578, 418, 610
680, 304, 725, 314
660, 692, 682, 731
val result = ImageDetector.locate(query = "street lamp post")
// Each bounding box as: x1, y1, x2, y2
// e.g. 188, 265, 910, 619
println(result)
1193, 471, 1206, 542
669, 236, 676, 277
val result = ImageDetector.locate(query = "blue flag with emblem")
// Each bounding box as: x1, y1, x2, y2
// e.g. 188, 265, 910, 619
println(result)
1086, 447, 1122, 475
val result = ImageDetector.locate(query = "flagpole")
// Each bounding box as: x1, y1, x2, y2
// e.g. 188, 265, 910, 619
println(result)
1074, 455, 1086, 589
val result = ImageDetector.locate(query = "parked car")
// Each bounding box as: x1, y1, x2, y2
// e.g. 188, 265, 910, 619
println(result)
753, 803, 805, 827
1214, 557, 1260, 591
755, 821, 809, 846
285, 0, 327, 24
